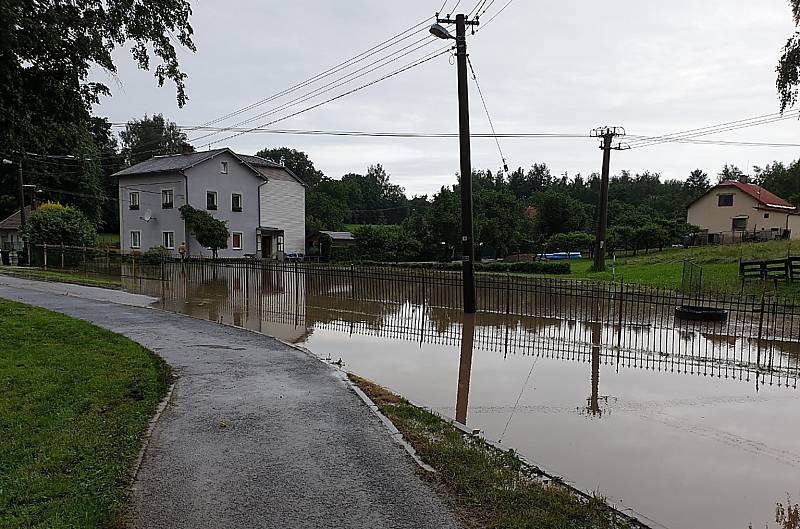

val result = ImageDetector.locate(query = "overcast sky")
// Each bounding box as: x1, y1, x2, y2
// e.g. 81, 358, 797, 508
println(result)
92, 0, 799, 197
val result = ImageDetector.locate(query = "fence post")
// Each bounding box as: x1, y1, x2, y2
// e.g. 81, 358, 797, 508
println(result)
756, 294, 765, 368
82, 246, 86, 275
60, 243, 64, 269
350, 263, 355, 299
105, 248, 109, 275
616, 278, 625, 349
43, 243, 47, 269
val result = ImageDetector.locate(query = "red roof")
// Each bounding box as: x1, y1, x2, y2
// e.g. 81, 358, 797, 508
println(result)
718, 180, 795, 210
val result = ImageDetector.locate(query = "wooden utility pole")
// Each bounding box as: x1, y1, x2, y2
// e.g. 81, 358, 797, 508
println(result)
434, 13, 480, 313
590, 127, 628, 271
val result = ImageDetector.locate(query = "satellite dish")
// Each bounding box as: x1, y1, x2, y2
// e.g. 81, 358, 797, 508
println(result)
143, 209, 152, 222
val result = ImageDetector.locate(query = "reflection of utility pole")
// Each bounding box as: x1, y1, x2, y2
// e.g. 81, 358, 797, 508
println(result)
590, 127, 628, 271
430, 14, 479, 314
455, 313, 476, 424
588, 322, 602, 416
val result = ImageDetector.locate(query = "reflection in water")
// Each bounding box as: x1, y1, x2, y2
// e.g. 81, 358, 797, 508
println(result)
455, 314, 475, 425
125, 264, 800, 529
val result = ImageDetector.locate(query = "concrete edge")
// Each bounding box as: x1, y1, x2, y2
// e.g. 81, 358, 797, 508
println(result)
130, 379, 177, 484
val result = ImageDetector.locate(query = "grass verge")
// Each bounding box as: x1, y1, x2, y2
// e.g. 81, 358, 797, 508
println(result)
349, 373, 643, 529
0, 298, 171, 528
0, 267, 121, 289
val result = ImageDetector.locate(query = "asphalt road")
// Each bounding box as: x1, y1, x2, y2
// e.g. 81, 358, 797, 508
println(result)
0, 276, 462, 529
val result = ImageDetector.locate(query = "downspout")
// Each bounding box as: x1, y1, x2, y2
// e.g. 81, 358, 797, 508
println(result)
181, 170, 190, 255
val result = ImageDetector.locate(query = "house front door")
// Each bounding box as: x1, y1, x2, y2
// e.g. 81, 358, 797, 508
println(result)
261, 235, 273, 258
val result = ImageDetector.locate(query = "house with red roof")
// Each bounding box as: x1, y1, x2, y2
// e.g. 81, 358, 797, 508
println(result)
687, 178, 799, 243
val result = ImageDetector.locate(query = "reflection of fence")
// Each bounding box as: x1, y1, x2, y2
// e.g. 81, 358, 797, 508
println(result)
119, 262, 800, 390
21, 244, 800, 346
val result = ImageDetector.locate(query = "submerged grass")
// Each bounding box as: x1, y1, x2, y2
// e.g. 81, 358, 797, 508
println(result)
349, 374, 640, 529
0, 299, 171, 529
0, 266, 121, 289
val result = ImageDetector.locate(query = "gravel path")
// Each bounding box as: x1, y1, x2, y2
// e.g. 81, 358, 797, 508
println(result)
0, 276, 462, 529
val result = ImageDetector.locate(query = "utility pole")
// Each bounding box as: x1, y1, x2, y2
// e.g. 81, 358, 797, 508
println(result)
432, 13, 480, 313
590, 127, 628, 271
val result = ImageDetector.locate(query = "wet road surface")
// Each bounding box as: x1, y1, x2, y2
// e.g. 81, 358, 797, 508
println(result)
0, 276, 462, 529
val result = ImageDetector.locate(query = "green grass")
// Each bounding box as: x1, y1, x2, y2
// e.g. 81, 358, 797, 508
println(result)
0, 299, 171, 529
532, 241, 800, 298
0, 267, 121, 289
96, 233, 120, 249
349, 374, 637, 529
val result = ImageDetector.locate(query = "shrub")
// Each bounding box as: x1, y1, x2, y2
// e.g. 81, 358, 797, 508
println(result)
545, 231, 594, 253
140, 246, 172, 265
24, 202, 97, 246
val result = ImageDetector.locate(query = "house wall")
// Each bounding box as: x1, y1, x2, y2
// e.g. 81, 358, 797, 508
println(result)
788, 214, 800, 240
118, 172, 187, 255
258, 167, 306, 255
183, 151, 262, 257
687, 188, 794, 240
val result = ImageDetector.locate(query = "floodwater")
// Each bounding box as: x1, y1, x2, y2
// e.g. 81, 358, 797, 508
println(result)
125, 264, 800, 529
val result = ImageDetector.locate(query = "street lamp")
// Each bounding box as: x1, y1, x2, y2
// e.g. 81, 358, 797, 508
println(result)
429, 23, 454, 40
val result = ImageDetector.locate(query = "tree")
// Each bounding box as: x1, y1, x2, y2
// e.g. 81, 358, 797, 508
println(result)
777, 0, 800, 111
532, 191, 592, 238
255, 147, 324, 187
717, 164, 745, 183
179, 205, 229, 258
685, 169, 710, 198
120, 114, 192, 166
352, 225, 421, 263
0, 0, 194, 161
545, 232, 595, 254
24, 203, 97, 246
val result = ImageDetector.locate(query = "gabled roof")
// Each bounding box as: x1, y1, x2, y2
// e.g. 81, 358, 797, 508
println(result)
688, 180, 797, 212
319, 231, 355, 241
112, 147, 296, 180
719, 180, 795, 210
0, 206, 32, 231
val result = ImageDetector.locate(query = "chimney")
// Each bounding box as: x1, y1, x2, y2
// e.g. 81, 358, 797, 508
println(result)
738, 174, 749, 184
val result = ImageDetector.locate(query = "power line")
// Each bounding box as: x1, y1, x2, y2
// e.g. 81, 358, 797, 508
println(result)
189, 35, 446, 144
467, 56, 508, 173
197, 17, 434, 129
205, 47, 453, 147
476, 0, 515, 32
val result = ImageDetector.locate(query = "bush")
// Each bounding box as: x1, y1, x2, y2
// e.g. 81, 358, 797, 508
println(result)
352, 224, 422, 263
140, 246, 172, 265
545, 231, 594, 253
24, 203, 97, 246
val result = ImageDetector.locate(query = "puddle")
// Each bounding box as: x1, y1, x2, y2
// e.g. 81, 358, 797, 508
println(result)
125, 265, 800, 529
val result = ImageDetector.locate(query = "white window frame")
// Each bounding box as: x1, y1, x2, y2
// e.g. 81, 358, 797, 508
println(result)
231, 192, 243, 212
206, 190, 218, 210
256, 235, 262, 252
277, 235, 284, 253
129, 191, 140, 209
162, 231, 175, 249
161, 188, 174, 209
220, 161, 229, 174
231, 232, 243, 250
130, 230, 141, 249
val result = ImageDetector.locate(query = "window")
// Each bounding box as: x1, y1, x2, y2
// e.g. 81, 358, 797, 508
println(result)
764, 213, 770, 219
232, 232, 243, 250
162, 231, 175, 249
718, 194, 734, 207
232, 193, 243, 212
220, 161, 228, 174
129, 191, 140, 210
277, 235, 284, 253
161, 189, 174, 209
732, 217, 748, 232
206, 191, 218, 210
130, 231, 141, 249
256, 236, 262, 252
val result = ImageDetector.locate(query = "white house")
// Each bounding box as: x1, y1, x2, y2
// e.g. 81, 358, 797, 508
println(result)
114, 148, 305, 258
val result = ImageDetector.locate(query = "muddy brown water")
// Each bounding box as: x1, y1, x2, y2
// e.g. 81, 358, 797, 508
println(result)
124, 264, 800, 529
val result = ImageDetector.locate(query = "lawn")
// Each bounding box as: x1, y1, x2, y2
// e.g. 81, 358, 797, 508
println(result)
0, 266, 121, 289
536, 240, 800, 298
0, 299, 171, 529
349, 374, 639, 529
